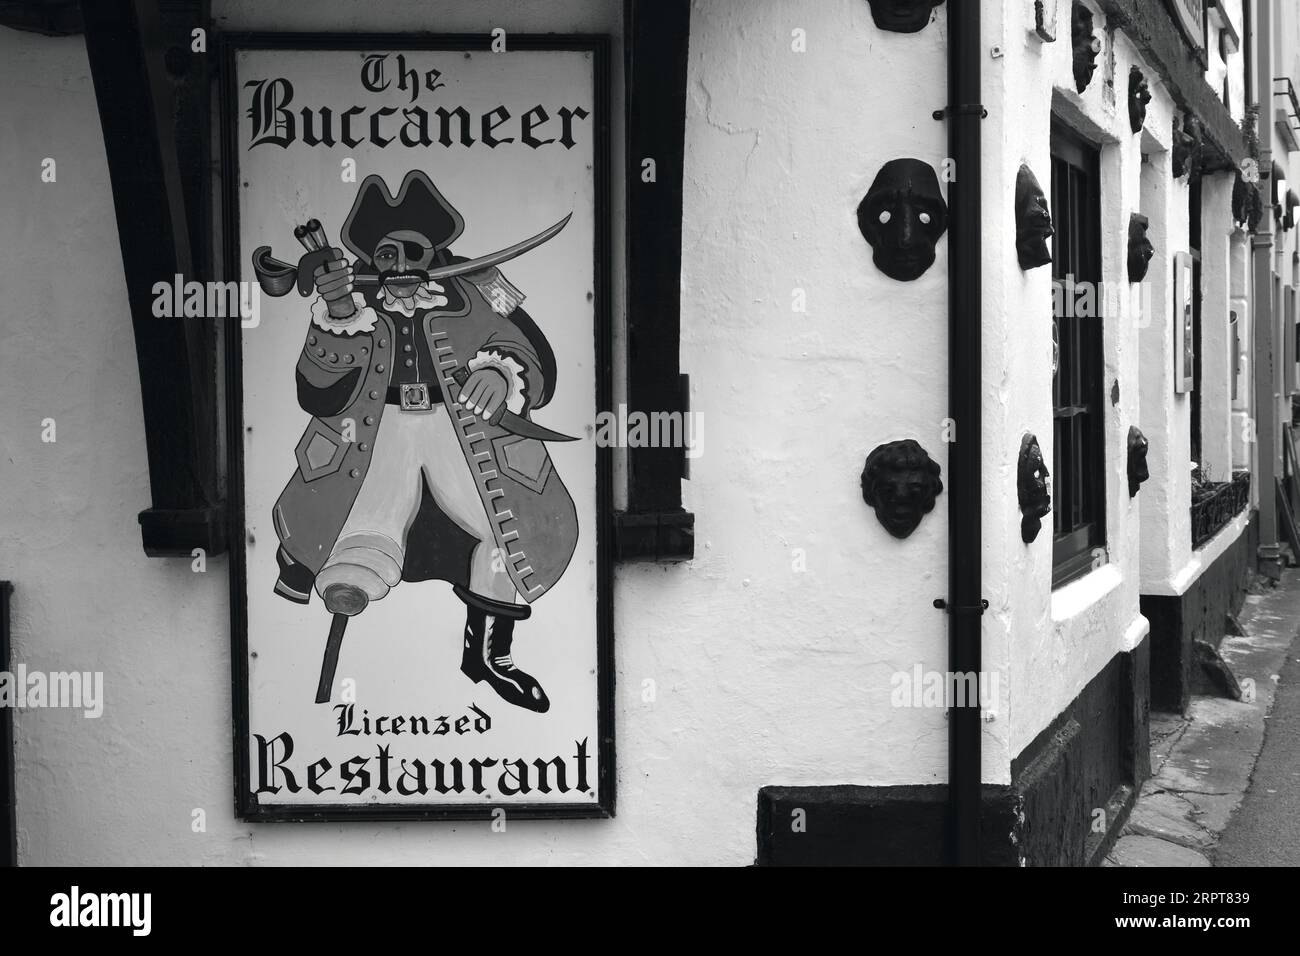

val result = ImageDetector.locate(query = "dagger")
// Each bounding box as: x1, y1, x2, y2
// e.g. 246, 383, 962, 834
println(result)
450, 367, 579, 443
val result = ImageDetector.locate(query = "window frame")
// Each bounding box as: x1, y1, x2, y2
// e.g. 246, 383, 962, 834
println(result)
1050, 124, 1109, 588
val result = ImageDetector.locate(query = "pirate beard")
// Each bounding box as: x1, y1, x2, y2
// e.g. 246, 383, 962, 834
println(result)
378, 275, 449, 316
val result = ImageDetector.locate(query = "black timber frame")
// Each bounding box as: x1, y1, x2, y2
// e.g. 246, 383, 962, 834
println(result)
617, 0, 695, 562
80, 0, 225, 557
1097, 0, 1246, 171
79, 0, 692, 563
0, 582, 14, 867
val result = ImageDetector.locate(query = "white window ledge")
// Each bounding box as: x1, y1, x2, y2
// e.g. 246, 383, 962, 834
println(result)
1121, 612, 1151, 652
1051, 564, 1123, 623
1143, 510, 1249, 597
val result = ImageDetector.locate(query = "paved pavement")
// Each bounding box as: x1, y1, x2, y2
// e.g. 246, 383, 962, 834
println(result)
1106, 570, 1300, 867
1215, 647, 1300, 866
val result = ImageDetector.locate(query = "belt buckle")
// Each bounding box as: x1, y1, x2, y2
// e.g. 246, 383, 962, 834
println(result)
399, 383, 432, 411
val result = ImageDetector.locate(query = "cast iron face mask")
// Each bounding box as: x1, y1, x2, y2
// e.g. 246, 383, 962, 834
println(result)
1233, 172, 1264, 230
1128, 213, 1154, 283
1016, 164, 1054, 271
861, 439, 944, 539
1071, 3, 1101, 93
1172, 113, 1203, 179
372, 229, 436, 298
857, 159, 949, 282
1128, 66, 1151, 134
1128, 426, 1150, 497
865, 0, 944, 33
1018, 434, 1052, 544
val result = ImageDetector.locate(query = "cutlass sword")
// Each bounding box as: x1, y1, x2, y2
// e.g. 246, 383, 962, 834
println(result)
252, 213, 574, 295
424, 212, 571, 281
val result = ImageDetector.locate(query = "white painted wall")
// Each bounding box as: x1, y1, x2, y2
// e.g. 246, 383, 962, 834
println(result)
1, 0, 966, 867
1202, 172, 1237, 482
677, 0, 986, 787
1, 25, 234, 866
1137, 108, 1193, 590
1231, 229, 1251, 461
1207, 0, 1245, 123
1131, 35, 1248, 597
992, 1, 1150, 756
0, 0, 1256, 866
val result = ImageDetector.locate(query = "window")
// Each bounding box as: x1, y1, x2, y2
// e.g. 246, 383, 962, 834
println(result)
1051, 126, 1107, 586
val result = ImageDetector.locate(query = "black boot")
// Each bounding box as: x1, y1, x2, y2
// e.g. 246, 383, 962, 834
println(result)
274, 547, 315, 604
455, 586, 547, 713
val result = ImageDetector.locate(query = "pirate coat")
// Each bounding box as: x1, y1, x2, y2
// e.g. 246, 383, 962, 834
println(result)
271, 266, 579, 605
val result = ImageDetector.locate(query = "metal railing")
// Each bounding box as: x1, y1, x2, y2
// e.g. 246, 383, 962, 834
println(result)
1274, 77, 1300, 151
1191, 471, 1251, 550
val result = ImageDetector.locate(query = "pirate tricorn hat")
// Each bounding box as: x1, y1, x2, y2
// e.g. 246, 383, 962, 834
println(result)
342, 170, 466, 265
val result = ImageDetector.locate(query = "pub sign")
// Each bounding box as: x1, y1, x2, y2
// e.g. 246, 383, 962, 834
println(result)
223, 34, 613, 820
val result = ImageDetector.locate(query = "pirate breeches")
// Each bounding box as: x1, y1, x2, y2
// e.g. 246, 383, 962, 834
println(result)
314, 406, 517, 605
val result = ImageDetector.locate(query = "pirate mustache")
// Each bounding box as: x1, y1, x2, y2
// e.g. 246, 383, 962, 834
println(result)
377, 268, 432, 283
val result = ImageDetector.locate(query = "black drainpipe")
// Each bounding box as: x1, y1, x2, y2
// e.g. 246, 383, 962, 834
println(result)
942, 0, 983, 866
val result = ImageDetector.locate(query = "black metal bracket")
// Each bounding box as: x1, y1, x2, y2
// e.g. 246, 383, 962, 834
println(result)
933, 104, 988, 120
933, 598, 989, 616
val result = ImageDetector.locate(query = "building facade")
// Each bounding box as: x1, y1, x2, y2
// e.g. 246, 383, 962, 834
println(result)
1, 0, 1297, 865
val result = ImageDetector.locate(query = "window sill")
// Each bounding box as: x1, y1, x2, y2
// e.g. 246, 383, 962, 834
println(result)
1145, 510, 1250, 597
1051, 563, 1122, 623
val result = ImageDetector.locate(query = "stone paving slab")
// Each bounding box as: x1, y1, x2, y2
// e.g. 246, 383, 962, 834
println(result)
1148, 712, 1188, 775
1106, 834, 1210, 867
1124, 788, 1215, 850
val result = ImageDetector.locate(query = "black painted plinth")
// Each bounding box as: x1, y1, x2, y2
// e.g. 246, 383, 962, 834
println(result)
1141, 513, 1254, 713
756, 784, 1021, 866
756, 636, 1151, 866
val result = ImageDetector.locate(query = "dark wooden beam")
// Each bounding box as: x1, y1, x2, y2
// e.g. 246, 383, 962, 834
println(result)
1099, 0, 1247, 172
617, 0, 695, 562
0, 0, 83, 35
0, 581, 14, 868
80, 0, 224, 556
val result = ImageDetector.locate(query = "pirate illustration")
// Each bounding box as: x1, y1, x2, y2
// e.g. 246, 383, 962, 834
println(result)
253, 170, 579, 713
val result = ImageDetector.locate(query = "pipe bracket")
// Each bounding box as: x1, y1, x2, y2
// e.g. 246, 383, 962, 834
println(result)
932, 104, 988, 120
932, 599, 989, 616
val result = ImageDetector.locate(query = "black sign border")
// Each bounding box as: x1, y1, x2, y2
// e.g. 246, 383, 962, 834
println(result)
220, 32, 615, 822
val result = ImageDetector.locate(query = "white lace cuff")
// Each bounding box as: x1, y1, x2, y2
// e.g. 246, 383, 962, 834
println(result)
311, 293, 378, 335
467, 350, 527, 413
